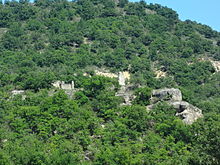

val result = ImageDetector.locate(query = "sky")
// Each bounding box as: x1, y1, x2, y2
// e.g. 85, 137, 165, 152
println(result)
131, 0, 220, 32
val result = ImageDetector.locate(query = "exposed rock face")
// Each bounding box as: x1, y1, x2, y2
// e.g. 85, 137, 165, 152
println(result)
155, 70, 167, 79
169, 101, 203, 125
210, 60, 220, 72
151, 88, 182, 103
52, 81, 74, 90
95, 70, 118, 78
118, 71, 130, 86
149, 88, 203, 124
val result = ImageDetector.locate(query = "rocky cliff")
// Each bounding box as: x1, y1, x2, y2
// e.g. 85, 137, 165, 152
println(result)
148, 88, 203, 124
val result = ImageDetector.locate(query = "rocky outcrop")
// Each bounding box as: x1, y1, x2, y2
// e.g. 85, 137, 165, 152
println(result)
169, 101, 203, 125
118, 71, 130, 86
151, 88, 182, 103
210, 60, 220, 72
95, 70, 118, 78
155, 70, 167, 79
148, 88, 203, 124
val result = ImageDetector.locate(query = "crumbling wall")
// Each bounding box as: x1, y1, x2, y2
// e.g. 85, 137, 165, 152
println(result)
116, 71, 133, 105
52, 81, 74, 90
95, 70, 118, 78
11, 90, 26, 100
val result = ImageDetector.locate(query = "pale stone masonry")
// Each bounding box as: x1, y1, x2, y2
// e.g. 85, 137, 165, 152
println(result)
52, 81, 74, 90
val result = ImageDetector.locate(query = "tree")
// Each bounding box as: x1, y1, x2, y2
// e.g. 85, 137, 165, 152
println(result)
190, 113, 220, 164
118, 0, 128, 8
133, 87, 152, 106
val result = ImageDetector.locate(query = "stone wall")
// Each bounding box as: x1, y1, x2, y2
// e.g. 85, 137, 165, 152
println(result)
95, 70, 118, 78
116, 71, 133, 105
11, 90, 25, 95
52, 81, 74, 90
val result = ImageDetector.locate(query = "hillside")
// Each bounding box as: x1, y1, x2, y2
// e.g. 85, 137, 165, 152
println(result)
0, 0, 220, 164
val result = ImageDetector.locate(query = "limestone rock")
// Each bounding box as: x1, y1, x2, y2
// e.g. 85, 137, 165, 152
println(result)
210, 60, 220, 72
151, 88, 182, 103
155, 70, 167, 79
118, 71, 130, 86
95, 70, 118, 78
148, 88, 203, 124
169, 101, 203, 124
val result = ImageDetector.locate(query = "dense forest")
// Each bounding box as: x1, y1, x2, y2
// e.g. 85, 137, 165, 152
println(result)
0, 0, 220, 164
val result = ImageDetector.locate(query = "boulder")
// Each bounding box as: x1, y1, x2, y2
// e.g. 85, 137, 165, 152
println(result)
148, 88, 203, 124
151, 88, 182, 103
169, 101, 203, 124
210, 60, 220, 72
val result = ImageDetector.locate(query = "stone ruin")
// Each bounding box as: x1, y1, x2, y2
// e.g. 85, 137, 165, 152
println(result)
147, 88, 203, 124
92, 69, 133, 105
11, 90, 25, 95
11, 90, 26, 100
118, 71, 130, 86
52, 81, 75, 97
116, 71, 134, 105
116, 85, 135, 106
94, 70, 118, 79
52, 81, 74, 90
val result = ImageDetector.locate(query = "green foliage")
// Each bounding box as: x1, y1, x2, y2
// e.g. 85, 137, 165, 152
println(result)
133, 87, 152, 106
190, 113, 220, 164
0, 0, 220, 164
